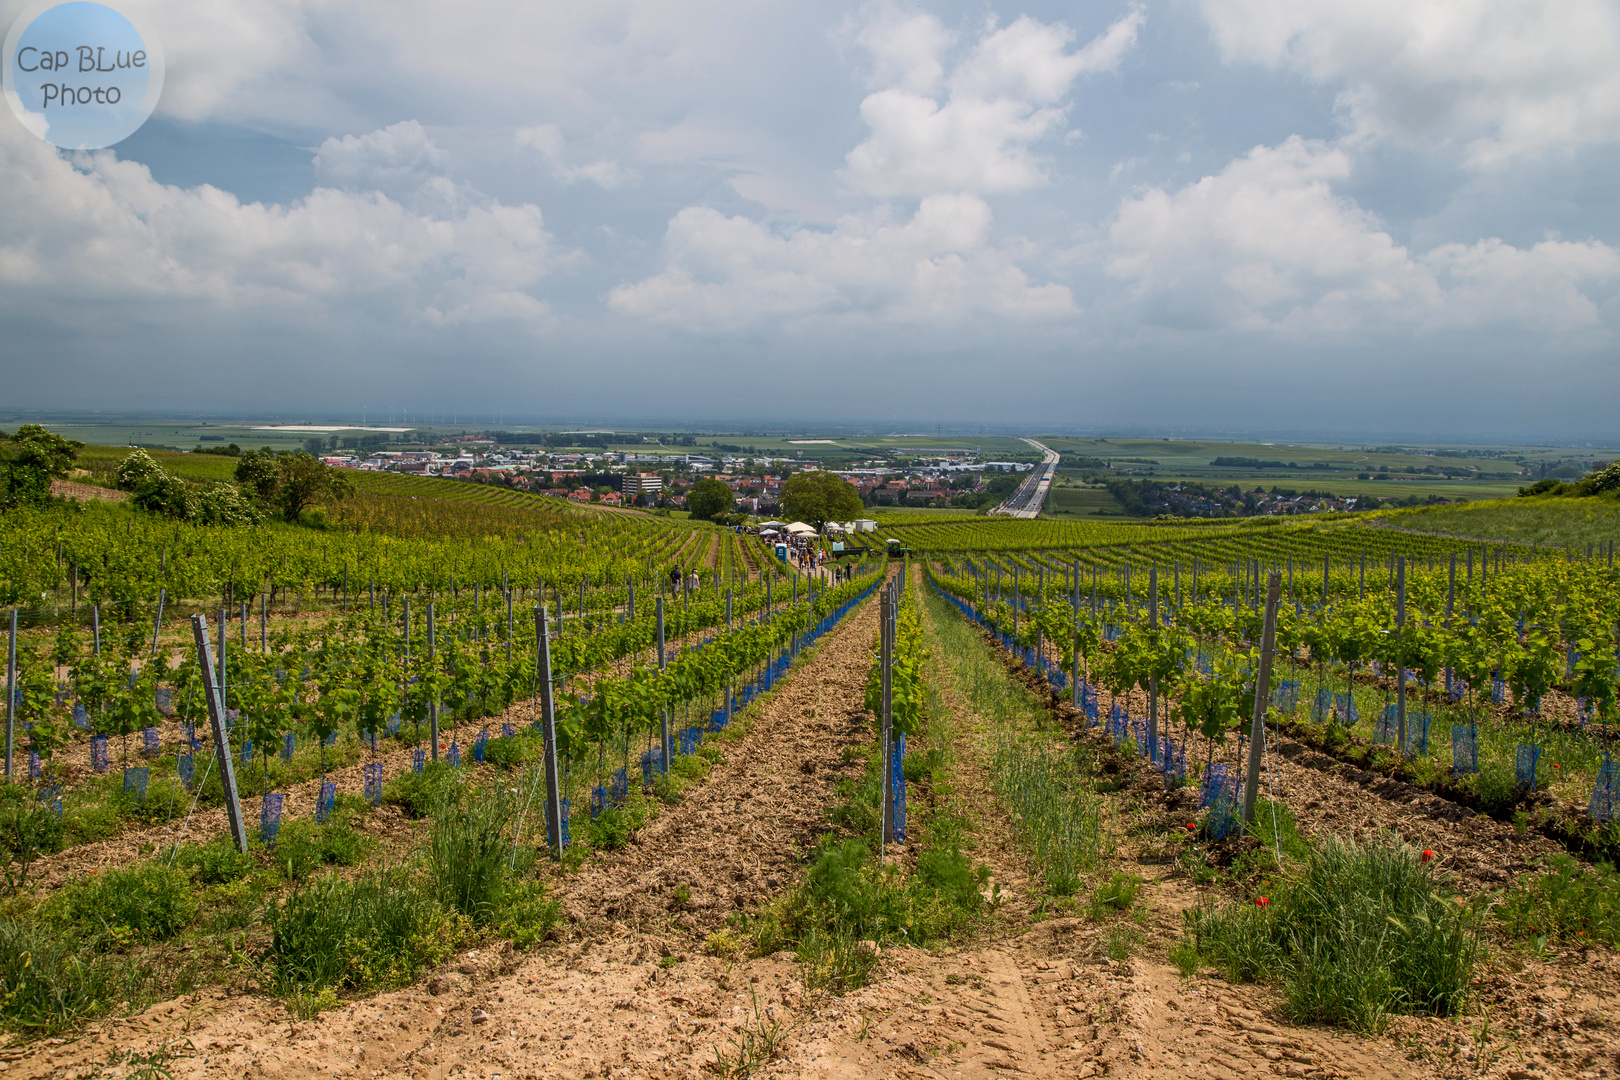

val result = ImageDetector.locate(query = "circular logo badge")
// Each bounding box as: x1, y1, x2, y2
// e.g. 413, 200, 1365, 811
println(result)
3, 0, 164, 149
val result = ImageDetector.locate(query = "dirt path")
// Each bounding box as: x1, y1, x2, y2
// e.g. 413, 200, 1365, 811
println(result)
756, 579, 1433, 1080
553, 584, 881, 938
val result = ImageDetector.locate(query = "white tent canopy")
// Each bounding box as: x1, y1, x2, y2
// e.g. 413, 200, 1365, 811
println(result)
784, 522, 817, 535
757, 520, 785, 530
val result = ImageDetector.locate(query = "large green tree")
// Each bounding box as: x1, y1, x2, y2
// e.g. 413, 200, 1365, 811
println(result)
686, 476, 735, 521
780, 471, 862, 533
235, 449, 353, 521
0, 425, 82, 510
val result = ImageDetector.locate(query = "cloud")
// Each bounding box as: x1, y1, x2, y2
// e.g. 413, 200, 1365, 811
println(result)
1104, 136, 1619, 336
0, 120, 565, 327
516, 124, 633, 189
842, 7, 1144, 197
1194, 0, 1620, 166
609, 193, 1074, 329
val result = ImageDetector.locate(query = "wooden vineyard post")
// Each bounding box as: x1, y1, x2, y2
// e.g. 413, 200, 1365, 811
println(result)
1148, 563, 1159, 765
5, 610, 14, 782
879, 583, 895, 854
657, 598, 671, 775
535, 604, 563, 860
1241, 572, 1282, 825
92, 604, 100, 656
192, 614, 248, 854
428, 602, 439, 762
150, 588, 166, 656
1396, 557, 1407, 757
218, 609, 227, 709
506, 588, 514, 663
1446, 554, 1456, 694
240, 601, 248, 648
1071, 559, 1082, 706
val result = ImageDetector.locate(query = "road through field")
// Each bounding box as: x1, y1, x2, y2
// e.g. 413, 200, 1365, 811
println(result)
991, 439, 1059, 518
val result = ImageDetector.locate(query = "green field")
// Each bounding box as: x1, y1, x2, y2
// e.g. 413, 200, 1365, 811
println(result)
1042, 484, 1128, 517
1378, 497, 1620, 551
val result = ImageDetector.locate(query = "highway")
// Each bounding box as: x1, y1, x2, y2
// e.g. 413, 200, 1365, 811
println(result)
989, 439, 1059, 518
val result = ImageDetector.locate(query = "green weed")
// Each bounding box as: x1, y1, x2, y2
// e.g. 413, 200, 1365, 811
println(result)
1497, 855, 1620, 948
260, 867, 466, 1007
1181, 836, 1481, 1033
44, 862, 196, 945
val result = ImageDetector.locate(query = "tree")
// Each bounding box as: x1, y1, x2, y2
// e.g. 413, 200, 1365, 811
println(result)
115, 452, 196, 519
233, 448, 280, 504
0, 425, 82, 509
780, 471, 862, 533
236, 449, 353, 521
687, 477, 735, 521
276, 452, 352, 520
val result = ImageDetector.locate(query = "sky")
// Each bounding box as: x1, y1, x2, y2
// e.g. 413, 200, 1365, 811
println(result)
1, 0, 1618, 440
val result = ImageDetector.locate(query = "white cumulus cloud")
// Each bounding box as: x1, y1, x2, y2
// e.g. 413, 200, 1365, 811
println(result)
1194, 0, 1620, 166
0, 120, 566, 328
608, 193, 1074, 329
1104, 136, 1620, 337
843, 7, 1144, 197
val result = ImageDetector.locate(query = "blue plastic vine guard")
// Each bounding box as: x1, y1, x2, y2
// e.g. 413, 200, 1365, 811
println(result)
473, 730, 488, 763
413, 748, 425, 774
590, 785, 608, 819
1375, 705, 1397, 745
1446, 725, 1476, 773
1404, 712, 1430, 757
363, 763, 383, 807
448, 741, 461, 767
891, 731, 907, 843
610, 767, 629, 807
178, 753, 195, 788
283, 732, 296, 761
1590, 757, 1615, 822
1515, 745, 1541, 791
315, 781, 336, 823
261, 792, 284, 847
142, 727, 160, 756
123, 766, 149, 802
90, 735, 109, 773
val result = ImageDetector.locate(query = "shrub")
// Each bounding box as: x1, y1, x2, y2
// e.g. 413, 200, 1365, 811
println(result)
483, 734, 530, 771
1182, 836, 1481, 1033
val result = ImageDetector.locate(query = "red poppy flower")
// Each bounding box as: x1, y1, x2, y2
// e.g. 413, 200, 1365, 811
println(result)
1421, 849, 1435, 863
1256, 897, 1270, 908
